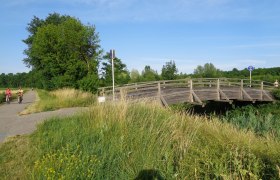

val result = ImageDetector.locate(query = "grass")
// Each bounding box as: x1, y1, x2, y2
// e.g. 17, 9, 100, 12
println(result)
20, 88, 96, 115
221, 89, 280, 140
222, 103, 280, 140
1, 100, 280, 179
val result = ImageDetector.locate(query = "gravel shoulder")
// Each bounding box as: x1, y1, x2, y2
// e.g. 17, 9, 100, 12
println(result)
0, 91, 83, 143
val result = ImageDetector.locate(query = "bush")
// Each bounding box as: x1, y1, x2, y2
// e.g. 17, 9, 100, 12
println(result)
272, 89, 280, 100
78, 74, 99, 93
0, 92, 5, 103
222, 103, 280, 139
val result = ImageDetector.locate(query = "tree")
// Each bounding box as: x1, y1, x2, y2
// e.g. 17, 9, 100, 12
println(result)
101, 52, 130, 86
23, 13, 102, 90
193, 63, 220, 78
142, 66, 160, 82
161, 60, 178, 80
130, 69, 141, 83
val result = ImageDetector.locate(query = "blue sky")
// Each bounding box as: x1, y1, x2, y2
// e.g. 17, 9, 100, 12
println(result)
1, 0, 280, 74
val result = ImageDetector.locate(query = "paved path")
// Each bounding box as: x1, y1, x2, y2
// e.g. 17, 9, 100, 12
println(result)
0, 91, 83, 143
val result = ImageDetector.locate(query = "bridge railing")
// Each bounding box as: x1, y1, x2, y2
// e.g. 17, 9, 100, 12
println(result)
98, 78, 276, 100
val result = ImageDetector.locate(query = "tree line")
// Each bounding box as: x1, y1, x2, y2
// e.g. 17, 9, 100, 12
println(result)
1, 13, 279, 91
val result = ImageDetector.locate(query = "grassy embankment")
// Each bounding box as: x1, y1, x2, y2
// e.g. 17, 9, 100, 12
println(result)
1, 96, 280, 179
20, 88, 96, 115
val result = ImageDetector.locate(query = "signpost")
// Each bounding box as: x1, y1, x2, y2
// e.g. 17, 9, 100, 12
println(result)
110, 49, 115, 100
247, 66, 255, 87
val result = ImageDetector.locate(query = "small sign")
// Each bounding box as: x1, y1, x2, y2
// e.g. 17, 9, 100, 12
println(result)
98, 96, 106, 103
247, 66, 255, 71
110, 49, 115, 59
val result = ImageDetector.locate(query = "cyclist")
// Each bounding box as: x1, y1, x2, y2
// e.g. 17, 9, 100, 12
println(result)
274, 80, 279, 88
5, 88, 12, 104
17, 87, 23, 104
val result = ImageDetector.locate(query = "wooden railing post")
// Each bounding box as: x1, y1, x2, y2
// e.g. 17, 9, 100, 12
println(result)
217, 79, 220, 100
102, 88, 105, 96
240, 79, 243, 99
120, 87, 127, 101
261, 81, 263, 100
158, 82, 161, 97
189, 79, 194, 102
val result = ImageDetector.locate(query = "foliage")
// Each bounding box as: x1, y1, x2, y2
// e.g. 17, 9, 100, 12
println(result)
221, 67, 280, 82
129, 69, 141, 83
1, 102, 280, 179
0, 72, 33, 88
272, 89, 280, 100
193, 63, 221, 78
161, 60, 178, 80
0, 92, 5, 103
22, 13, 102, 90
222, 103, 280, 139
100, 52, 130, 86
78, 74, 99, 93
141, 65, 160, 82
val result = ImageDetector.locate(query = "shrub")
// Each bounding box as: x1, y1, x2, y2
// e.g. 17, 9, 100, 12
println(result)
78, 74, 99, 93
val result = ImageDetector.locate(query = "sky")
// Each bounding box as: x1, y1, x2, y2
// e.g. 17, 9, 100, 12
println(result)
1, 0, 280, 74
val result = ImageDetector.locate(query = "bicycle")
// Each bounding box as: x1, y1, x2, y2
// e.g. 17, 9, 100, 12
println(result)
18, 94, 23, 104
6, 94, 11, 104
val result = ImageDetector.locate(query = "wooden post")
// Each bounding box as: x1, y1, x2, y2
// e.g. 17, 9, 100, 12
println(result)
158, 82, 161, 97
102, 88, 105, 96
240, 79, 243, 99
260, 81, 263, 100
120, 88, 123, 101
120, 87, 127, 101
189, 79, 194, 102
217, 79, 220, 100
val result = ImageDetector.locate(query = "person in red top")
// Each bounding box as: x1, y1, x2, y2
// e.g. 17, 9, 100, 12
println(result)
5, 88, 12, 104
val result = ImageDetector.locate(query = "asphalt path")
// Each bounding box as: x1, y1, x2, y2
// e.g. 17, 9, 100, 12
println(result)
0, 91, 83, 143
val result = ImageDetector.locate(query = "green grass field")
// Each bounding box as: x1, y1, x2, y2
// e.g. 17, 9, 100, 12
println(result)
1, 100, 280, 179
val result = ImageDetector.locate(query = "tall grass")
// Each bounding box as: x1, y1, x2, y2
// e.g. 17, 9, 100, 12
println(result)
0, 92, 5, 103
21, 88, 95, 114
222, 103, 280, 139
1, 100, 280, 179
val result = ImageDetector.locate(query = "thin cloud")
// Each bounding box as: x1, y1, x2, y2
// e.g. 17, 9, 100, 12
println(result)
230, 43, 280, 49
4, 0, 279, 23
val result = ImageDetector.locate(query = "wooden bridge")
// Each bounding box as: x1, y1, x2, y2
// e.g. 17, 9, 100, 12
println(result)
99, 78, 276, 107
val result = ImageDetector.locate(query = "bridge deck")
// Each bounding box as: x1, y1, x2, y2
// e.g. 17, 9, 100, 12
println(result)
99, 78, 276, 106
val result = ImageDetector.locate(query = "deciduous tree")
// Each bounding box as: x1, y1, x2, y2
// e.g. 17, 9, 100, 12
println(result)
23, 13, 102, 90
161, 60, 178, 80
